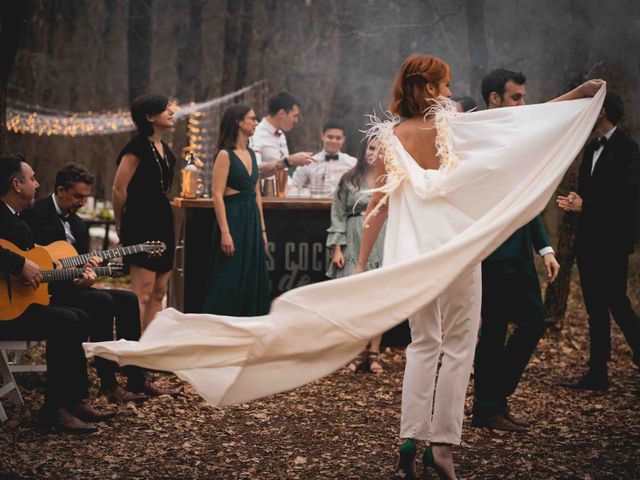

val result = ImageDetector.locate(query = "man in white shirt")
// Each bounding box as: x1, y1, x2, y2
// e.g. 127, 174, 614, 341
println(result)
289, 120, 357, 197
250, 91, 314, 178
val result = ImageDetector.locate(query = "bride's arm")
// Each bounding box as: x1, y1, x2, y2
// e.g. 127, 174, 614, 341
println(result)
550, 79, 605, 102
353, 156, 388, 274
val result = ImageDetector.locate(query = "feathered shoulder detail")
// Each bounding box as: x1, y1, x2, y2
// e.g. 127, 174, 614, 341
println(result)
361, 98, 460, 226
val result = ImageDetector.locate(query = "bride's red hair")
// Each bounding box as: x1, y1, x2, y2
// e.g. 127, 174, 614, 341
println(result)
389, 55, 451, 118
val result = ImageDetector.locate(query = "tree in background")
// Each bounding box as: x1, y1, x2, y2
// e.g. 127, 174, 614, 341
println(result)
0, 2, 29, 154
128, 0, 153, 102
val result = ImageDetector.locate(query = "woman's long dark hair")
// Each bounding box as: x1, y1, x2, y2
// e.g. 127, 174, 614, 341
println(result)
216, 104, 252, 152
341, 138, 373, 189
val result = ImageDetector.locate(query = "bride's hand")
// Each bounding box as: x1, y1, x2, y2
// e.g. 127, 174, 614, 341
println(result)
579, 79, 605, 97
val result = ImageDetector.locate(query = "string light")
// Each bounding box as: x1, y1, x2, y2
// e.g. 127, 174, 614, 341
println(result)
7, 81, 266, 138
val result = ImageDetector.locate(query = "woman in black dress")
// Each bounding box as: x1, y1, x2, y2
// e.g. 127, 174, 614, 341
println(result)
112, 94, 176, 331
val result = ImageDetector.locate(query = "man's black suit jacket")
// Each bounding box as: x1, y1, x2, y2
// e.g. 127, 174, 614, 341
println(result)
0, 201, 35, 276
21, 195, 91, 254
577, 128, 640, 255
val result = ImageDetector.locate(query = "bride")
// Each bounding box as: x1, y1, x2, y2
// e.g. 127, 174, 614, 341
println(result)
354, 54, 603, 479
85, 55, 604, 479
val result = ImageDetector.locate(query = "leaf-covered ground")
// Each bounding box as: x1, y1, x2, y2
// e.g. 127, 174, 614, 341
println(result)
1, 261, 639, 479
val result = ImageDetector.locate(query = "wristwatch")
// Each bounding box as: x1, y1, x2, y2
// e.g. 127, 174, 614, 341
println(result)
283, 157, 291, 168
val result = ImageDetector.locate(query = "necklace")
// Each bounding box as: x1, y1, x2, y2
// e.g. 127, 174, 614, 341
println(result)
150, 140, 170, 194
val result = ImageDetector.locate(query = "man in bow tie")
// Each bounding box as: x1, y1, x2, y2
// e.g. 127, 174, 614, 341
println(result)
289, 120, 357, 197
557, 92, 640, 390
22, 164, 176, 402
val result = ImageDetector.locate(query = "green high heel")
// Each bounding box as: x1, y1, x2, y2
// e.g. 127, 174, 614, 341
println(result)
397, 439, 417, 479
422, 446, 458, 480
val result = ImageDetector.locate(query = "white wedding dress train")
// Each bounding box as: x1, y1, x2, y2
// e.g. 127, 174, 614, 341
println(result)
84, 88, 605, 407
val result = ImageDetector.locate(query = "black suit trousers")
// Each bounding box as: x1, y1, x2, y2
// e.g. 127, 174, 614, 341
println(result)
0, 304, 90, 410
577, 250, 640, 372
474, 258, 545, 404
52, 287, 145, 389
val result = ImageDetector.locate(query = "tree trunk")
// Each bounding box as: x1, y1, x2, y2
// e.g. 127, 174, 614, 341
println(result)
221, 0, 241, 94
465, 0, 488, 100
128, 0, 153, 102
544, 158, 581, 328
543, 0, 594, 328
177, 0, 205, 102
234, 0, 254, 91
0, 2, 29, 154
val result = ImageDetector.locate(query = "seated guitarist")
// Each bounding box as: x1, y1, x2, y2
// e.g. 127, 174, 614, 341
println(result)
21, 163, 175, 401
0, 154, 115, 432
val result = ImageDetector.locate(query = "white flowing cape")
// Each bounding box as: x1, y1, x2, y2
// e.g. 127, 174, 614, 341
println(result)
84, 88, 605, 406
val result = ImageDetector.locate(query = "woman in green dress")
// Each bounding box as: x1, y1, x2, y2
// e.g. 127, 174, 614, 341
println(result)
326, 138, 386, 372
203, 105, 271, 316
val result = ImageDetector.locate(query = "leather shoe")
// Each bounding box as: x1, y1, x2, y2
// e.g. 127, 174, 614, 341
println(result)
40, 408, 98, 433
105, 385, 147, 404
130, 379, 179, 397
72, 400, 116, 422
503, 403, 531, 428
472, 412, 529, 432
560, 373, 608, 391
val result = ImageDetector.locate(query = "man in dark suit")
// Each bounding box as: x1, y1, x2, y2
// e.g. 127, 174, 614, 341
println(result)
22, 164, 173, 402
472, 69, 561, 431
0, 154, 114, 432
557, 92, 640, 390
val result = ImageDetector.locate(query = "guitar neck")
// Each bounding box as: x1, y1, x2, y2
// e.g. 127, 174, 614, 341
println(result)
41, 266, 115, 282
59, 245, 145, 268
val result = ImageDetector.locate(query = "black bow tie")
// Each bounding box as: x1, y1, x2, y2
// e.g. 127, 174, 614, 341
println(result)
58, 213, 70, 222
591, 136, 608, 149
325, 154, 339, 161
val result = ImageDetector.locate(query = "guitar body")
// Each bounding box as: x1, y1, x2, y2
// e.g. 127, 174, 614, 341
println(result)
0, 239, 52, 321
42, 240, 79, 265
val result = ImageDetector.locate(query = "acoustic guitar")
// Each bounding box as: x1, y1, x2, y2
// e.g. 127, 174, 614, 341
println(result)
0, 239, 124, 321
43, 240, 166, 268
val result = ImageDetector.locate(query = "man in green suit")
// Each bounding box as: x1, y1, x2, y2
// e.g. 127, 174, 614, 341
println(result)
472, 69, 561, 431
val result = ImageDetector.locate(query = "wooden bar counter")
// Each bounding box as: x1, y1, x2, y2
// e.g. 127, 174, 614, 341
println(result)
169, 197, 332, 312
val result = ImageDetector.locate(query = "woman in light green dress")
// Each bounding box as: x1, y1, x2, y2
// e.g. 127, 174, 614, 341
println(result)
326, 138, 386, 373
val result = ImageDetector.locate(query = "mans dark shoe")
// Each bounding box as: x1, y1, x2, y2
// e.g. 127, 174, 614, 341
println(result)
472, 412, 529, 432
503, 402, 531, 428
72, 400, 116, 422
130, 379, 179, 397
105, 385, 147, 404
560, 373, 608, 391
40, 408, 98, 433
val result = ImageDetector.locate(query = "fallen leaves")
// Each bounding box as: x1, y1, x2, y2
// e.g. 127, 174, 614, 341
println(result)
1, 260, 639, 478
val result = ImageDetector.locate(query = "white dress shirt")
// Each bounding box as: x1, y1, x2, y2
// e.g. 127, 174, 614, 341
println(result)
591, 126, 617, 174
52, 194, 77, 244
289, 151, 357, 197
249, 118, 289, 178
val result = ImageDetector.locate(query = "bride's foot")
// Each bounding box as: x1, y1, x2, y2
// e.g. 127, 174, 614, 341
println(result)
424, 444, 458, 480
396, 439, 417, 479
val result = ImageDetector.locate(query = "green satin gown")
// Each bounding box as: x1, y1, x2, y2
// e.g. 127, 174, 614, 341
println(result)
202, 147, 271, 316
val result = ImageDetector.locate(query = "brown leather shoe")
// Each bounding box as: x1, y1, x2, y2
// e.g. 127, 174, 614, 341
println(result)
131, 379, 179, 397
105, 385, 147, 404
72, 400, 116, 422
472, 412, 529, 432
503, 404, 531, 428
41, 408, 98, 433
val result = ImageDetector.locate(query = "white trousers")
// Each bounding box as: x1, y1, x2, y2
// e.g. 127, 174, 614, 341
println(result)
399, 265, 482, 445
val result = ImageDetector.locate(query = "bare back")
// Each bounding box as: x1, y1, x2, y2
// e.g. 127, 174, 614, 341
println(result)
394, 117, 440, 170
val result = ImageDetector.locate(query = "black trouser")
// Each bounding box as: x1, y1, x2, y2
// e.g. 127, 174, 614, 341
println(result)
474, 258, 545, 411
0, 304, 90, 411
577, 250, 640, 373
52, 287, 145, 390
